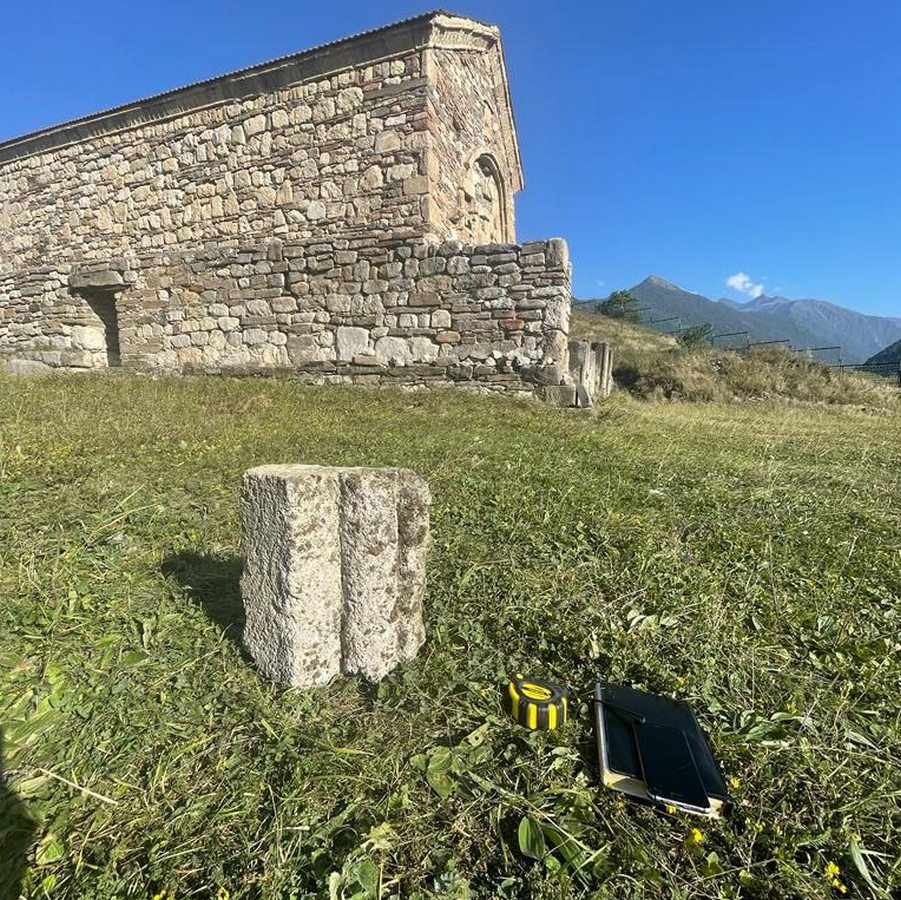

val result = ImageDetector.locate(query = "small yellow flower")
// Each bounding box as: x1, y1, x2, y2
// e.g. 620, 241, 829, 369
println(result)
729, 775, 741, 790
216, 888, 230, 900
825, 861, 841, 879
152, 892, 174, 900
690, 827, 705, 844
665, 804, 677, 814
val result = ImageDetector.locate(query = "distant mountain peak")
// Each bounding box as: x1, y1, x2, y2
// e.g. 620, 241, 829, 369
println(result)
626, 275, 901, 363
644, 274, 682, 291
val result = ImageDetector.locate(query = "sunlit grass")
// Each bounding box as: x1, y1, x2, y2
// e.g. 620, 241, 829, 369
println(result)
571, 309, 901, 407
1, 373, 899, 898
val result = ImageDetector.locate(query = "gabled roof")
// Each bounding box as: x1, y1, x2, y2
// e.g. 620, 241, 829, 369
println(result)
0, 10, 505, 161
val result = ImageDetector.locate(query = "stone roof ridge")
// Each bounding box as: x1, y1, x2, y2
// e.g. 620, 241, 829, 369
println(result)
0, 9, 495, 155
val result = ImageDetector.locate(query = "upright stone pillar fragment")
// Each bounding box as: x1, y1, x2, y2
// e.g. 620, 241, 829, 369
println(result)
567, 339, 614, 408
240, 465, 431, 688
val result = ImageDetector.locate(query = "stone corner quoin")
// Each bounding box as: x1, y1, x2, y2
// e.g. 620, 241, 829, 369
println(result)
240, 464, 432, 687
0, 11, 598, 406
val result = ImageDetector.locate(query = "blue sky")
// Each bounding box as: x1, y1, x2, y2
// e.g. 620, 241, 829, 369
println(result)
2, 1, 899, 316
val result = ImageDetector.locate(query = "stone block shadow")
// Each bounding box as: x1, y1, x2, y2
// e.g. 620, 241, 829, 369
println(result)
1, 729, 36, 900
161, 551, 249, 659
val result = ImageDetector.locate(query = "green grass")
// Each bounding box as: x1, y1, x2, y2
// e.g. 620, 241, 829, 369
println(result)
1, 374, 899, 899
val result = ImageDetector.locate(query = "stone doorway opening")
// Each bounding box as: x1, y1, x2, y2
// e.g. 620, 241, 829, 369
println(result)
84, 290, 122, 367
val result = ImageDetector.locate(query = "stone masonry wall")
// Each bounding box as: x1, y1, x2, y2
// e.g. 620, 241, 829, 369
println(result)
425, 45, 519, 244
0, 235, 571, 397
0, 47, 430, 275
0, 13, 582, 402
0, 13, 524, 277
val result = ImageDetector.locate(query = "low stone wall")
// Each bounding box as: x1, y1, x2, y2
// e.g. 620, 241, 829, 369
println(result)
0, 235, 575, 400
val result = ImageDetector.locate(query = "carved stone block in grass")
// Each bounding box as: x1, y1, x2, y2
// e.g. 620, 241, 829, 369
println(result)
240, 465, 430, 687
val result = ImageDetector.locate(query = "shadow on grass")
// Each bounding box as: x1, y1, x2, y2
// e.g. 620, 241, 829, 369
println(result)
161, 551, 248, 656
0, 730, 35, 900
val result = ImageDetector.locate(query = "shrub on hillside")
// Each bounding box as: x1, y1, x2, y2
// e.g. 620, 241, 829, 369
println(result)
594, 290, 642, 322
677, 323, 714, 349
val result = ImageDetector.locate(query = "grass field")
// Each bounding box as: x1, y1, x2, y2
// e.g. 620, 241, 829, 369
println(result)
1, 374, 899, 899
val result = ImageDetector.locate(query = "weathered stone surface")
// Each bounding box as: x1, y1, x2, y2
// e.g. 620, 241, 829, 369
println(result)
241, 466, 344, 688
595, 341, 614, 401
568, 339, 613, 408
537, 383, 577, 407
336, 326, 370, 360
69, 270, 124, 290
71, 325, 107, 351
240, 464, 431, 688
0, 13, 585, 407
338, 468, 430, 680
374, 335, 411, 364
3, 358, 52, 375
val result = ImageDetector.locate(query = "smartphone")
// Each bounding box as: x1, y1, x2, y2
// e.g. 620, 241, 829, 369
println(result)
632, 722, 710, 814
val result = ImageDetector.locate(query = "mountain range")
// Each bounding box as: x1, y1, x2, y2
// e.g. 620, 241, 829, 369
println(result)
865, 338, 901, 366
618, 275, 901, 364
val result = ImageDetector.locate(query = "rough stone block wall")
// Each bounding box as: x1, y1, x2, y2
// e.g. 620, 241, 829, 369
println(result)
0, 47, 430, 275
425, 43, 521, 244
0, 13, 583, 402
0, 235, 572, 396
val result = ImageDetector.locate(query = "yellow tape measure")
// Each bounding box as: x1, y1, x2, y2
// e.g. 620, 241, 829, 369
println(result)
507, 675, 568, 731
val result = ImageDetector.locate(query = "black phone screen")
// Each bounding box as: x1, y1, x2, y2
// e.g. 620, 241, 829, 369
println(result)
632, 722, 710, 813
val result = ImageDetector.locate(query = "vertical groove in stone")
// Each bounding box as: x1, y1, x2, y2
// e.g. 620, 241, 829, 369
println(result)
241, 464, 430, 688
338, 469, 402, 681
394, 472, 430, 661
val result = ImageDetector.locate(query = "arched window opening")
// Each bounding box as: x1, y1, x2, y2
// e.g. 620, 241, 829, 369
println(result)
461, 153, 510, 244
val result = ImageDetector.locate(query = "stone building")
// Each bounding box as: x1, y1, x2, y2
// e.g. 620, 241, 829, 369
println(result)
0, 11, 604, 404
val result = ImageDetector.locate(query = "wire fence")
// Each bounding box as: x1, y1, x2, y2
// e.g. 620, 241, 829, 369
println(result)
711, 331, 750, 350
576, 300, 900, 382
836, 362, 901, 385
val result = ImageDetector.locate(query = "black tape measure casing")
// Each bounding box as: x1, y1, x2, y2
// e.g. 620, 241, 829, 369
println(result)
507, 674, 568, 731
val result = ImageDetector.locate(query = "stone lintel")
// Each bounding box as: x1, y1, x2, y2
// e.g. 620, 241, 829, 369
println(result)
69, 270, 124, 291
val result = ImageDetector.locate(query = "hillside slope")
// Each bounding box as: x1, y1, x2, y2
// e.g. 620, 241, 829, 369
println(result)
866, 338, 901, 366
629, 276, 813, 347
572, 308, 900, 406
570, 308, 677, 353
731, 294, 901, 363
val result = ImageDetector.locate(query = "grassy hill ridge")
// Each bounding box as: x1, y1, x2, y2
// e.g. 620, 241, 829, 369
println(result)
571, 309, 901, 406
866, 337, 901, 366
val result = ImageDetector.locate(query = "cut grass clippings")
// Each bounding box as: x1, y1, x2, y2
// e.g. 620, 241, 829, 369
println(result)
1, 373, 899, 898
